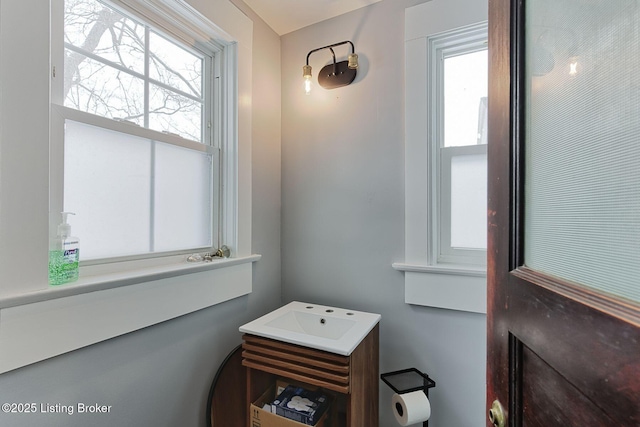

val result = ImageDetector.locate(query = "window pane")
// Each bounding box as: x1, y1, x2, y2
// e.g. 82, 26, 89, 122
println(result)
64, 120, 151, 260
444, 50, 488, 147
64, 49, 145, 124
154, 143, 213, 252
450, 153, 487, 249
149, 84, 202, 141
64, 0, 208, 142
149, 31, 203, 98
64, 0, 145, 77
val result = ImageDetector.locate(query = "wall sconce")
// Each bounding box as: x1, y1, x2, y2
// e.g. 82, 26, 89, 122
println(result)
303, 41, 358, 94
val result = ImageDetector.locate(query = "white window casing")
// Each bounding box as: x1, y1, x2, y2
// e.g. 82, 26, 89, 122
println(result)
396, 0, 488, 314
0, 0, 256, 373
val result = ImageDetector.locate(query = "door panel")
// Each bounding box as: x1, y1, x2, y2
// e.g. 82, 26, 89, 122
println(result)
521, 344, 615, 427
509, 271, 640, 423
487, 0, 640, 426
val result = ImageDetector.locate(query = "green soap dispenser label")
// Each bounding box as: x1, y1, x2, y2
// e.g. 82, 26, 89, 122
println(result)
49, 248, 80, 285
49, 212, 80, 285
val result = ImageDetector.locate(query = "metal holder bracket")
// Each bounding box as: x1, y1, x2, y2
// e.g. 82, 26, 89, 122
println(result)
381, 368, 436, 427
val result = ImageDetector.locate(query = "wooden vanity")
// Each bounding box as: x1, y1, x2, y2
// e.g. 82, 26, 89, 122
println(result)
242, 324, 379, 427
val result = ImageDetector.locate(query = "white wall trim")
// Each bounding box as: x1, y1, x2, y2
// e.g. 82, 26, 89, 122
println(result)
404, 271, 487, 314
0, 261, 255, 374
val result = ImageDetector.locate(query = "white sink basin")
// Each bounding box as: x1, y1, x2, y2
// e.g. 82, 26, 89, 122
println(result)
239, 301, 381, 356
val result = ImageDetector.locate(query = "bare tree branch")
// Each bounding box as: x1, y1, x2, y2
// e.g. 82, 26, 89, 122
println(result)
63, 0, 202, 141
149, 52, 201, 98
64, 6, 122, 99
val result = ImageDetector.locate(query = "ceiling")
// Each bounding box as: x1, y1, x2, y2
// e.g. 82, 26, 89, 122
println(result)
242, 0, 383, 35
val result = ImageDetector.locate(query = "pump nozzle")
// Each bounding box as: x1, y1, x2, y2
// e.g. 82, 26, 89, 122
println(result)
57, 212, 76, 238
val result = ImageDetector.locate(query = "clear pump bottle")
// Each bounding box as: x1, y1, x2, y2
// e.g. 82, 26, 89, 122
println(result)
49, 212, 80, 285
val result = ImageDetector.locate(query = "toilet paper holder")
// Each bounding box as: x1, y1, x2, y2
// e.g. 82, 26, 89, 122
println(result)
381, 368, 436, 427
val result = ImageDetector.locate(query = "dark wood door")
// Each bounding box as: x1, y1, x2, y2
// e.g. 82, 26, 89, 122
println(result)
487, 0, 640, 426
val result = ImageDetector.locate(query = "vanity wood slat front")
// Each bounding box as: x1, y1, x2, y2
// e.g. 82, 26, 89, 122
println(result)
242, 352, 350, 386
243, 359, 350, 394
242, 340, 349, 374
242, 335, 350, 393
242, 324, 379, 427
242, 334, 349, 362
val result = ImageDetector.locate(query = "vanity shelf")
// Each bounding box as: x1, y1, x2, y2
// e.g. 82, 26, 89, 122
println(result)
242, 324, 379, 427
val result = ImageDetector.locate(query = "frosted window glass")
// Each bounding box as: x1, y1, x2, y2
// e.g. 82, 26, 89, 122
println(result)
64, 120, 151, 260
64, 120, 214, 260
524, 0, 640, 303
154, 143, 212, 252
444, 50, 488, 147
450, 154, 487, 249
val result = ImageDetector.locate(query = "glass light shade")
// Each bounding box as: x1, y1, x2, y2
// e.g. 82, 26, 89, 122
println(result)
303, 64, 313, 94
304, 76, 312, 95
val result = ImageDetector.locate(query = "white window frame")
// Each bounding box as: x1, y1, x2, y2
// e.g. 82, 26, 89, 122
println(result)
428, 23, 488, 267
396, 0, 488, 314
50, 0, 224, 265
0, 0, 256, 373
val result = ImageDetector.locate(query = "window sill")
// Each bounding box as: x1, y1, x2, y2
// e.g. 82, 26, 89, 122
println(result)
393, 262, 487, 314
0, 254, 261, 309
392, 262, 486, 277
0, 254, 261, 373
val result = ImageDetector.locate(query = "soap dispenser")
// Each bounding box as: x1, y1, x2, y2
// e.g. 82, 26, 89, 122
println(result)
49, 212, 80, 285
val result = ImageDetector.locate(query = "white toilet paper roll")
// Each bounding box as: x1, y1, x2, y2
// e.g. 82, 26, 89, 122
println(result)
392, 391, 431, 426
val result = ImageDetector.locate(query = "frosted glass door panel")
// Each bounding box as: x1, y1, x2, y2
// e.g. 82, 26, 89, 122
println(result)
524, 0, 640, 303
154, 143, 212, 252
64, 120, 151, 260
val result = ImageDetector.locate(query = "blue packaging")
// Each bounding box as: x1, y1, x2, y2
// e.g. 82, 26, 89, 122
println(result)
270, 385, 330, 426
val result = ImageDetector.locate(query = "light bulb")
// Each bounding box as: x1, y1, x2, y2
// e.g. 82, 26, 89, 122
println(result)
302, 64, 313, 95
304, 75, 313, 95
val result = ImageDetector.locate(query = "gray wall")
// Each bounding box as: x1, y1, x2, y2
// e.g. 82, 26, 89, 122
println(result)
280, 1, 486, 426
0, 3, 281, 427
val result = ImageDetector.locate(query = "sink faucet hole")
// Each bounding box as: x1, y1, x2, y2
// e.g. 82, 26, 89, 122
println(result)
306, 306, 314, 309
325, 309, 334, 313
346, 312, 354, 316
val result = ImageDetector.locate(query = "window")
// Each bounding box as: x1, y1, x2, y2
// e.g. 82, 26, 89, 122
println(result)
0, 0, 253, 374
399, 3, 487, 313
51, 0, 221, 262
429, 23, 488, 267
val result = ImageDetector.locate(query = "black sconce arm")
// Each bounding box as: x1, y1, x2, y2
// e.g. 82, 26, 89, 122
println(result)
305, 41, 356, 66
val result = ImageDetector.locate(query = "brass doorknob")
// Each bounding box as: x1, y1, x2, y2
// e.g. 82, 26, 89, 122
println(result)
488, 400, 506, 427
